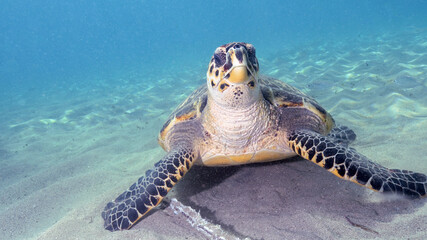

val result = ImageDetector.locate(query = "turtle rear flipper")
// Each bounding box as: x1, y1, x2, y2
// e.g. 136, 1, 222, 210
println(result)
288, 130, 427, 198
327, 125, 357, 145
102, 147, 197, 231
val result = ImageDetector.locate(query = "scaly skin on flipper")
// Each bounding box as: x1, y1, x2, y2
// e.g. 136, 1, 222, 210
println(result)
288, 130, 427, 198
102, 147, 197, 231
327, 125, 357, 145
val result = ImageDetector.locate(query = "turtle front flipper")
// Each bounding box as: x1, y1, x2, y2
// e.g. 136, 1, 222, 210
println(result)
288, 130, 427, 198
102, 147, 197, 231
327, 125, 357, 145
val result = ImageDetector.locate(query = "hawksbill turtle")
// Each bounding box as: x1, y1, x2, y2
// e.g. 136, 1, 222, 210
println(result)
102, 42, 427, 231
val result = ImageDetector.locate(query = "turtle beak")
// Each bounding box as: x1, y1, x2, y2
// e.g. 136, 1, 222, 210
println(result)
228, 65, 249, 84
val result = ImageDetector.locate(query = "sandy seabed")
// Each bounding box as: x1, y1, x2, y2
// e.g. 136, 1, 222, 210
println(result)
1, 29, 427, 240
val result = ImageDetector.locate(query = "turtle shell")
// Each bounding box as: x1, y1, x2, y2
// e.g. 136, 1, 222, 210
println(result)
158, 84, 208, 149
259, 75, 335, 133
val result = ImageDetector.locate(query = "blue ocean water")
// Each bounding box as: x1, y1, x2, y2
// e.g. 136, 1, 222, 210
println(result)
1, 1, 427, 239
1, 0, 426, 90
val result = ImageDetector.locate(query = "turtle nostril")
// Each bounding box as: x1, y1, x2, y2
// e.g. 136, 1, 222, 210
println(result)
235, 44, 241, 49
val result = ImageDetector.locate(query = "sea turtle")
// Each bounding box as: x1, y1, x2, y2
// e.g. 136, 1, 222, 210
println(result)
102, 42, 427, 231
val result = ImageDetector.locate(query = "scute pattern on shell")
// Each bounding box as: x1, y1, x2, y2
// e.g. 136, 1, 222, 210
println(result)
260, 76, 318, 110
159, 84, 208, 140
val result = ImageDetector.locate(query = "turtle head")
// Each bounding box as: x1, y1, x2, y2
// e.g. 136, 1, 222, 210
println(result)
207, 42, 260, 108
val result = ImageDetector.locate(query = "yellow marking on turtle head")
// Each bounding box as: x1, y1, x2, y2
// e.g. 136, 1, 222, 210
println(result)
217, 80, 230, 92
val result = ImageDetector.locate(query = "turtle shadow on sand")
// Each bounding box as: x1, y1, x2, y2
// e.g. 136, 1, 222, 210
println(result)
168, 157, 426, 239
166, 164, 246, 238
174, 164, 242, 197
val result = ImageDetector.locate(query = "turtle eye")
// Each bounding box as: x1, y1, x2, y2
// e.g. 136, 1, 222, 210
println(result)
247, 80, 255, 88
